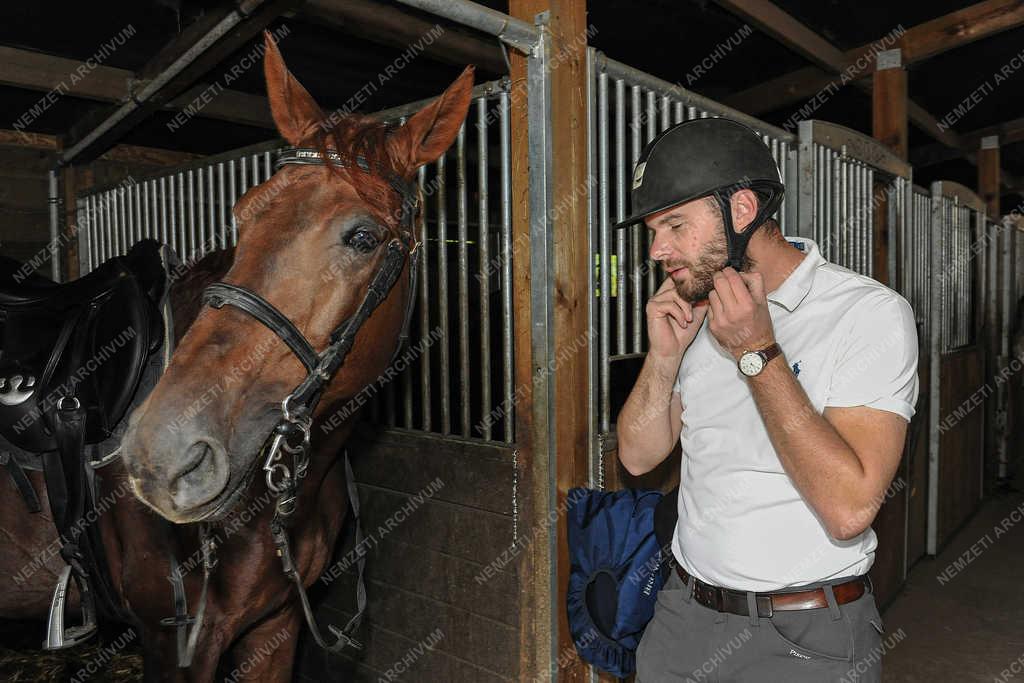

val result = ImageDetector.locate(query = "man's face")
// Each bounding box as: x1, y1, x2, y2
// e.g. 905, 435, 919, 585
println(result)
645, 196, 738, 303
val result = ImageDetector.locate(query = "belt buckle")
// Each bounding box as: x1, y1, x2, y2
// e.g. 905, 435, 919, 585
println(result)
758, 594, 774, 618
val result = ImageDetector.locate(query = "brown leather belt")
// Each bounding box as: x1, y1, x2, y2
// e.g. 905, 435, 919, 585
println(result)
675, 563, 868, 618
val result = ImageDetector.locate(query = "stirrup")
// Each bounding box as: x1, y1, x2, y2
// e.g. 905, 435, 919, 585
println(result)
43, 563, 98, 650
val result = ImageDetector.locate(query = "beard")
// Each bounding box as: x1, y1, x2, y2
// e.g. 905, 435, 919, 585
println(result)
667, 228, 753, 303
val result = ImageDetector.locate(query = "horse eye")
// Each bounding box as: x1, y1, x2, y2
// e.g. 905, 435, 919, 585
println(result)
346, 228, 380, 253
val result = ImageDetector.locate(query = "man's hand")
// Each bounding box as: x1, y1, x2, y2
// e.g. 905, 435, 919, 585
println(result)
707, 267, 775, 359
646, 276, 708, 362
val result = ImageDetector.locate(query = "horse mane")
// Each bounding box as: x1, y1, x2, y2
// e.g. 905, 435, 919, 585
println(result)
310, 112, 406, 227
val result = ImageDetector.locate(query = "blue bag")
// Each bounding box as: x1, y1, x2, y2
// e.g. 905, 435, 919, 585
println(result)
566, 487, 672, 678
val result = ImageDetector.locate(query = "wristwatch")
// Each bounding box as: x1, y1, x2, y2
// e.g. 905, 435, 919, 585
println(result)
737, 343, 781, 377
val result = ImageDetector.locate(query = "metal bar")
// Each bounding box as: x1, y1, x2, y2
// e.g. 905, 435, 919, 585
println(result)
839, 157, 848, 269
437, 151, 451, 435
418, 163, 432, 433
47, 170, 60, 280
118, 184, 127, 257
229, 159, 238, 245
177, 172, 186, 260
196, 166, 205, 256
217, 162, 227, 250
614, 78, 626, 355
477, 97, 491, 441
525, 21, 558, 669
598, 69, 611, 433
187, 170, 197, 257
499, 89, 513, 443
456, 122, 470, 437
392, 0, 539, 53
630, 84, 643, 354
928, 185, 943, 554
160, 177, 168, 248
141, 179, 150, 245
207, 166, 216, 254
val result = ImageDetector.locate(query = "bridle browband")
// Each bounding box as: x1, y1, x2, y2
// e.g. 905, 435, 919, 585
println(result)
176, 146, 421, 664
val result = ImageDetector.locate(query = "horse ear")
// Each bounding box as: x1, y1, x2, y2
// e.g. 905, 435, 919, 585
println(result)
263, 30, 323, 146
390, 66, 475, 173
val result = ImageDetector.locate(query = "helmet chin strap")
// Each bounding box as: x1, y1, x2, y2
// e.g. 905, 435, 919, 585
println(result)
712, 191, 776, 271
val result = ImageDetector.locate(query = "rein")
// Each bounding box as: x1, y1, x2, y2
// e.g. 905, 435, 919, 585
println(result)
169, 146, 421, 666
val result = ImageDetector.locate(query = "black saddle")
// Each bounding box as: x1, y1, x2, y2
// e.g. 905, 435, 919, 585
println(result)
0, 239, 166, 454
0, 239, 170, 649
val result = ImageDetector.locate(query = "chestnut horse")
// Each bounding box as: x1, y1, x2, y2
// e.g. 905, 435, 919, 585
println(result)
0, 33, 473, 681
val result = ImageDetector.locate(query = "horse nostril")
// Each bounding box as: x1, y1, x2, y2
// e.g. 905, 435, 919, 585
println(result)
169, 439, 230, 512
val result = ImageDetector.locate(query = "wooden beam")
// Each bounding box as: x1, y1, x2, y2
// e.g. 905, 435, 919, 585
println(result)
0, 46, 273, 130
725, 0, 1024, 116
897, 0, 1024, 65
508, 1, 591, 680
63, 0, 296, 162
712, 0, 846, 72
872, 51, 908, 160
913, 115, 1024, 167
303, 0, 506, 74
0, 129, 201, 166
978, 137, 1001, 216
872, 50, 908, 286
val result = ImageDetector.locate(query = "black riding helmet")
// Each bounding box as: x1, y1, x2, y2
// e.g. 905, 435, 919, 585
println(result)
614, 117, 785, 271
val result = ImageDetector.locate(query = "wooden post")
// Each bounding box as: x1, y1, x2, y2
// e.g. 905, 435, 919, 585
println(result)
508, 0, 591, 680
978, 135, 1001, 218
872, 48, 908, 286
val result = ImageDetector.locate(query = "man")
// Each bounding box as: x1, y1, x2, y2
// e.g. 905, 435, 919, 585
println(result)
616, 118, 918, 682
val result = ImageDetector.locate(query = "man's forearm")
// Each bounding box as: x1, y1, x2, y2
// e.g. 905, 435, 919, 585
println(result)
746, 355, 870, 538
617, 354, 679, 475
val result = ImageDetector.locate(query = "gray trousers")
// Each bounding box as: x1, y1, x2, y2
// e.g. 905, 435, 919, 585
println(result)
636, 570, 885, 682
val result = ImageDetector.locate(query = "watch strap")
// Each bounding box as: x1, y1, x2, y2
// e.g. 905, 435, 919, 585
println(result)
760, 342, 781, 363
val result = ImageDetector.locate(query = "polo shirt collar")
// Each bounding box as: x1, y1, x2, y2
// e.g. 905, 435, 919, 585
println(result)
766, 237, 822, 311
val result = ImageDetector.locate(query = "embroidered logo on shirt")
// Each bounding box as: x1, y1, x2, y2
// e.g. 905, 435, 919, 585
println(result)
792, 361, 802, 377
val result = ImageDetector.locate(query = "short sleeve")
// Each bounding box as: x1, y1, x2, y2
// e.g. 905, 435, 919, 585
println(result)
825, 293, 920, 421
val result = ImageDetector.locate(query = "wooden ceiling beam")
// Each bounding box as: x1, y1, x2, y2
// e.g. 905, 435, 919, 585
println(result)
0, 129, 201, 166
303, 0, 506, 74
722, 0, 1024, 115
0, 46, 273, 130
912, 115, 1024, 167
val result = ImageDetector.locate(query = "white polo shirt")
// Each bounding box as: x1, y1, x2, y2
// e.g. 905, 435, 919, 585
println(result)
671, 237, 919, 592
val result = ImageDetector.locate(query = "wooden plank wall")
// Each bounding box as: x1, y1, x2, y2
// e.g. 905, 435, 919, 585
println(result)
295, 428, 519, 682
937, 346, 986, 550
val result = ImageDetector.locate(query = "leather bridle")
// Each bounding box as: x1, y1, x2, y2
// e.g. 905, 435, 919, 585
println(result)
170, 146, 421, 664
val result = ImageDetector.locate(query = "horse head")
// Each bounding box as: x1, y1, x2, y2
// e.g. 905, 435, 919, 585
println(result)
122, 32, 473, 523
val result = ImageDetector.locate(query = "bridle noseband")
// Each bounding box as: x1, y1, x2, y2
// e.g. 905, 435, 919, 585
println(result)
185, 146, 421, 659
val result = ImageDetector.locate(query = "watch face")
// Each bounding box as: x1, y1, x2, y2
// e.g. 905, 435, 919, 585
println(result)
739, 351, 765, 377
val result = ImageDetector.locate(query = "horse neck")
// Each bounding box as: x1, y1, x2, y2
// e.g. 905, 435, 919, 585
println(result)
168, 247, 235, 343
